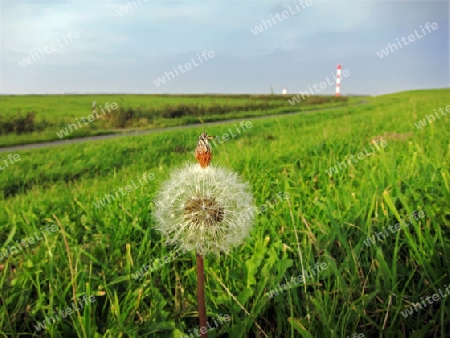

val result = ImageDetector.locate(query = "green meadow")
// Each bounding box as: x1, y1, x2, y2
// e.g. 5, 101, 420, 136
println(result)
0, 94, 349, 147
0, 89, 449, 337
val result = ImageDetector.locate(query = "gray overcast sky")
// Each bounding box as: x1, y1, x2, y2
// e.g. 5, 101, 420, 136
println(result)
0, 0, 448, 95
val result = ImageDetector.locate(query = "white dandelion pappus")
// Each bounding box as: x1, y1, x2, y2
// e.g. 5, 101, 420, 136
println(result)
153, 162, 255, 256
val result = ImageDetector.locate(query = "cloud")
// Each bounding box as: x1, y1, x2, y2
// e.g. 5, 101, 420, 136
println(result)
0, 0, 447, 94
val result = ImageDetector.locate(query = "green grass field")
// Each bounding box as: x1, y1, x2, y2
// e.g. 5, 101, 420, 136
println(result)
0, 94, 350, 147
0, 89, 449, 337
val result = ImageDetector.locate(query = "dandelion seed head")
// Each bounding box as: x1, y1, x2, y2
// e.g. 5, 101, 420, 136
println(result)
153, 162, 255, 256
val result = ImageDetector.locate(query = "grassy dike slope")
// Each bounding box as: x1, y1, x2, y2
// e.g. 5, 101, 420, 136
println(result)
0, 89, 449, 337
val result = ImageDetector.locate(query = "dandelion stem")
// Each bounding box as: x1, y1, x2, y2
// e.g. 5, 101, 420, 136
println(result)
196, 253, 208, 338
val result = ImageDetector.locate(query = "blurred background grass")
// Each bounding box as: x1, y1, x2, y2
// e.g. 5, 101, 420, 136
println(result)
0, 94, 350, 147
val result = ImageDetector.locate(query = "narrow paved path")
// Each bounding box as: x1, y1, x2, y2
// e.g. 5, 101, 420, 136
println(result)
0, 102, 367, 153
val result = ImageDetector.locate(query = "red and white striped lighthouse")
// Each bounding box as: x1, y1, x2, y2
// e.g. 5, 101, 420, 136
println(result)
336, 64, 341, 97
